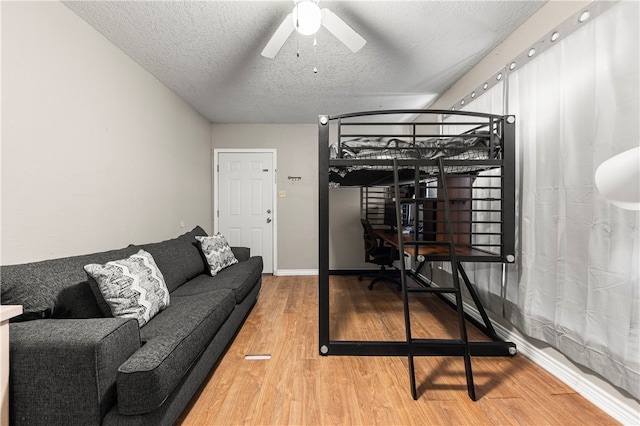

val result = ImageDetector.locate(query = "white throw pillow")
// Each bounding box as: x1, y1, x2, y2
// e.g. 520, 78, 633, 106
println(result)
196, 233, 238, 276
84, 249, 170, 327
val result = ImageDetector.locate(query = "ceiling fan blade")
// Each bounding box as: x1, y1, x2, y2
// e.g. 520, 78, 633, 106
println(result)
320, 8, 366, 53
261, 13, 294, 58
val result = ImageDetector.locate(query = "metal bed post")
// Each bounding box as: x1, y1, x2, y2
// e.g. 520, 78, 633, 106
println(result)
502, 115, 517, 263
318, 115, 330, 355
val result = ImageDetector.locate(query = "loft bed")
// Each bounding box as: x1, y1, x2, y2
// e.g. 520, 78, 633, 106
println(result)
318, 109, 517, 363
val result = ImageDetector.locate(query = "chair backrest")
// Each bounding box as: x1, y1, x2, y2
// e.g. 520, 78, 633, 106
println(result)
360, 219, 379, 258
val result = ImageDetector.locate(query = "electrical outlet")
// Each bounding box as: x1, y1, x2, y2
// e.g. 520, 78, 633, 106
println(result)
279, 190, 287, 198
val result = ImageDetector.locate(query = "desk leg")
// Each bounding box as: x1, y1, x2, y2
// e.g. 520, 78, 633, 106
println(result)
1, 318, 10, 426
1, 306, 21, 426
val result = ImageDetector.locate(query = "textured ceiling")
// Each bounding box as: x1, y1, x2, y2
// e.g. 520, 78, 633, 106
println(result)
63, 1, 545, 124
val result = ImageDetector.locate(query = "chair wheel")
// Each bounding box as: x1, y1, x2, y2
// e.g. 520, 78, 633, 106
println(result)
368, 283, 374, 290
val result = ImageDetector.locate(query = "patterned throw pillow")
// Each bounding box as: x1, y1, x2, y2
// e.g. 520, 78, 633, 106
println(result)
196, 233, 238, 276
84, 250, 170, 327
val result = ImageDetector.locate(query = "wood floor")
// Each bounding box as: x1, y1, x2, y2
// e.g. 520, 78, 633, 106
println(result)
175, 275, 618, 425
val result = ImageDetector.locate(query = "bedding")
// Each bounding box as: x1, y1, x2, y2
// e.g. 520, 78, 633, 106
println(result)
328, 135, 496, 182
329, 135, 491, 161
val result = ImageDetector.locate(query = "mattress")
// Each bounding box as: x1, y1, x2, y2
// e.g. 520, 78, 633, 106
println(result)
329, 135, 491, 162
328, 135, 498, 183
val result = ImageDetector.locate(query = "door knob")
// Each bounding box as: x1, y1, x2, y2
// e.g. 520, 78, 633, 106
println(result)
266, 218, 272, 223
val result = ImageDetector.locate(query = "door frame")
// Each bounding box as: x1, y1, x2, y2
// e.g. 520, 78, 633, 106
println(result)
213, 149, 277, 275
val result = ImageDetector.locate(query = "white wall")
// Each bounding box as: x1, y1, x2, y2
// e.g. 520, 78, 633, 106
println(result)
328, 186, 370, 270
429, 0, 591, 110
211, 124, 319, 271
1, 1, 212, 265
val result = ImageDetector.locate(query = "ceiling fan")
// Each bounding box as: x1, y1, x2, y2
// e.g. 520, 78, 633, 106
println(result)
261, 0, 366, 59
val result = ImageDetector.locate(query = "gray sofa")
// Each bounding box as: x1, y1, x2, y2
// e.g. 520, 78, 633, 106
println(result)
0, 226, 262, 425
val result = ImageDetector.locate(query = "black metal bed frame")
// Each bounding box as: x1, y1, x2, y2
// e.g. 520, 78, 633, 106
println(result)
318, 109, 517, 363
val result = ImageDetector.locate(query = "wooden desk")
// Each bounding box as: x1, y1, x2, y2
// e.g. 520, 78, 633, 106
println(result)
374, 229, 498, 260
1, 305, 22, 426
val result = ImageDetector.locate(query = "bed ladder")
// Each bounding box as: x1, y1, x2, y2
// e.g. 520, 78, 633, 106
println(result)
392, 158, 476, 401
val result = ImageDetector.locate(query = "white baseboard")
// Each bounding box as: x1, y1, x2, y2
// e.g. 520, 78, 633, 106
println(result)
437, 290, 640, 425
274, 269, 318, 276
494, 321, 639, 425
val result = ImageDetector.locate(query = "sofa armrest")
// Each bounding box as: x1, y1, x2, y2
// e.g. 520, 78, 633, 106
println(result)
9, 318, 140, 425
231, 246, 250, 262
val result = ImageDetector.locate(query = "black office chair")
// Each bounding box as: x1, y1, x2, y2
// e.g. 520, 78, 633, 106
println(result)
358, 219, 402, 290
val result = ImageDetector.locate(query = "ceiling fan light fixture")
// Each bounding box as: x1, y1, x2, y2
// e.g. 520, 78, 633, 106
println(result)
292, 1, 322, 36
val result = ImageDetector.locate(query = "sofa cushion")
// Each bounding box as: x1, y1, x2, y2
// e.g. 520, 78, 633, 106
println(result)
116, 289, 235, 415
196, 233, 238, 276
141, 226, 208, 293
231, 246, 250, 262
84, 250, 171, 327
1, 246, 140, 321
171, 256, 263, 304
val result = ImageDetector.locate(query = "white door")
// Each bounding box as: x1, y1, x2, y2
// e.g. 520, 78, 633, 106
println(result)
216, 151, 275, 273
